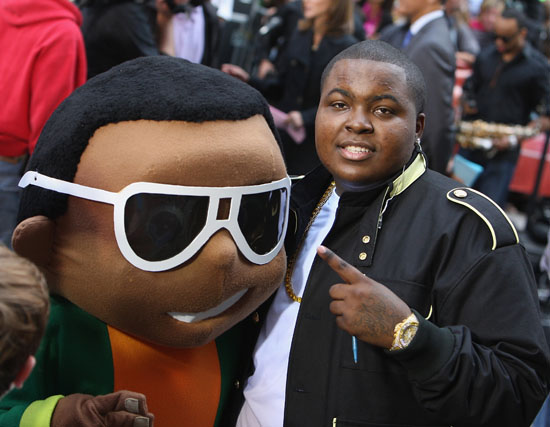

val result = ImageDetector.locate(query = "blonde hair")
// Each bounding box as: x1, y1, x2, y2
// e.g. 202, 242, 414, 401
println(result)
298, 0, 355, 36
0, 246, 49, 395
479, 0, 504, 13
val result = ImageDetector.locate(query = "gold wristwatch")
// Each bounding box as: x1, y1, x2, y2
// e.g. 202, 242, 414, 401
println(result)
389, 312, 419, 351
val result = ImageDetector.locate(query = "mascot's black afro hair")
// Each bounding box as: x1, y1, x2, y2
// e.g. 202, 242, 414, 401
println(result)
18, 56, 282, 222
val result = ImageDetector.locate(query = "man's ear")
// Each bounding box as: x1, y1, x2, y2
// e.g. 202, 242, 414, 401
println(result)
416, 113, 426, 139
13, 356, 36, 389
11, 216, 55, 268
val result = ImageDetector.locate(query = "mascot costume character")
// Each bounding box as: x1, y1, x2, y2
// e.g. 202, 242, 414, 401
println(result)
0, 56, 289, 426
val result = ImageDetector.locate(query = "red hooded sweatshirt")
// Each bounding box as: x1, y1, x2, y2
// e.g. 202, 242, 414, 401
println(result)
0, 0, 87, 156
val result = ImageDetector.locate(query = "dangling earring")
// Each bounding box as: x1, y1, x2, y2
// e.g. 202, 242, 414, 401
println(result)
415, 136, 427, 164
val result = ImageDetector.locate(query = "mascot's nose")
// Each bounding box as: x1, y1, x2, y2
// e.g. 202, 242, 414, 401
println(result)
198, 229, 240, 270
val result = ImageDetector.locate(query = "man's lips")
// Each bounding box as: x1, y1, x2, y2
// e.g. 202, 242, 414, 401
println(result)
338, 142, 374, 161
168, 289, 248, 323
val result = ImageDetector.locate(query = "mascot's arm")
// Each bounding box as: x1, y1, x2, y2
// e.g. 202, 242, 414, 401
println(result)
3, 392, 153, 427
20, 396, 63, 426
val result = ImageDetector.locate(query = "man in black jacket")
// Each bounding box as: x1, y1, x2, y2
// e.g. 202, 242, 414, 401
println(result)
459, 8, 550, 208
229, 39, 550, 427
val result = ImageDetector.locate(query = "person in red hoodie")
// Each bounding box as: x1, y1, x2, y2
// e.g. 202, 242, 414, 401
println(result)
0, 0, 87, 247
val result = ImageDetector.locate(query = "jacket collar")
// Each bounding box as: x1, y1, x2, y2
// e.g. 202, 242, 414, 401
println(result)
389, 151, 427, 197
287, 152, 426, 262
290, 151, 426, 223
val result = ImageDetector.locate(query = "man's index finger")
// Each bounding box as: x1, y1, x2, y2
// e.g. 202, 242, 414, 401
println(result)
317, 245, 364, 284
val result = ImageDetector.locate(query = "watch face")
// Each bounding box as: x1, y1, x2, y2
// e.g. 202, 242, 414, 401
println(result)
399, 323, 419, 347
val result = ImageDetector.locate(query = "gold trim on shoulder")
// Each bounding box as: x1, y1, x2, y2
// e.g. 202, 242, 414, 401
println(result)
447, 187, 519, 250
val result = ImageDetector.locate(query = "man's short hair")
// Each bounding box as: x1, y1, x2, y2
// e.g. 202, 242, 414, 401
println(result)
18, 56, 282, 223
501, 8, 528, 30
321, 40, 427, 115
0, 246, 49, 395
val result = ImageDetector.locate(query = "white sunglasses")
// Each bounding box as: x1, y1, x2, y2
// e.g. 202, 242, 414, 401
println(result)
19, 171, 291, 272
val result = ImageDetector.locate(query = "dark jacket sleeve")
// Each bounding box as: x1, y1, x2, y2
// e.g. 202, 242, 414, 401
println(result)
390, 244, 550, 426
248, 74, 284, 104
462, 53, 482, 101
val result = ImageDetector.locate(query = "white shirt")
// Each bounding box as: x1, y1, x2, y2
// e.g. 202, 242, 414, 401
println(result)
237, 189, 340, 427
173, 7, 205, 64
210, 0, 233, 21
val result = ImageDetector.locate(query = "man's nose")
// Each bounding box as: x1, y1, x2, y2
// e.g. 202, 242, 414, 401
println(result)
345, 108, 373, 134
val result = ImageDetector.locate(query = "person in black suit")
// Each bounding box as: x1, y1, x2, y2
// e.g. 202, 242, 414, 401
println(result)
459, 8, 550, 207
156, 0, 222, 68
380, 0, 456, 174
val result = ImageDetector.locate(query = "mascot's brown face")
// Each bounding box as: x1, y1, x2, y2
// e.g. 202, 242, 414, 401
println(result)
38, 116, 287, 347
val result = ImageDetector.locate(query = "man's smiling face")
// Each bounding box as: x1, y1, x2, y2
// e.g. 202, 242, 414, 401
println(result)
315, 59, 424, 193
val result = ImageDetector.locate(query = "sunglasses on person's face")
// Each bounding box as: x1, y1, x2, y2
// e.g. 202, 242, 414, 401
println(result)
494, 31, 520, 43
19, 171, 291, 272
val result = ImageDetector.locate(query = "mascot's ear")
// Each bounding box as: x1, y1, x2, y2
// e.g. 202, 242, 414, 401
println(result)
12, 216, 55, 268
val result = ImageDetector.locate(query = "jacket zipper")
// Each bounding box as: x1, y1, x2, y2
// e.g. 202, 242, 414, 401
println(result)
377, 186, 392, 230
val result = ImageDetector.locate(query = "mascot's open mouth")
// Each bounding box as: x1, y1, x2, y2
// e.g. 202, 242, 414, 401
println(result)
168, 289, 248, 323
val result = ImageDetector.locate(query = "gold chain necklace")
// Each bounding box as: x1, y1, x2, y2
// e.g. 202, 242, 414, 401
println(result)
284, 181, 336, 303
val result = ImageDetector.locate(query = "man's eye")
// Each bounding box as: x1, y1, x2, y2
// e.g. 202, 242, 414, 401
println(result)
331, 102, 347, 109
375, 107, 393, 115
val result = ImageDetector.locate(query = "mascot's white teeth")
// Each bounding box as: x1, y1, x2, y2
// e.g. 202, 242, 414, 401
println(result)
168, 289, 248, 323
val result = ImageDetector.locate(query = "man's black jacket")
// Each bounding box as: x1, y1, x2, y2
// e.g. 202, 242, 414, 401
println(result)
223, 154, 550, 426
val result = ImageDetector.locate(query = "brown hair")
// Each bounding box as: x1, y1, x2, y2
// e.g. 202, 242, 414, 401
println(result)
298, 0, 355, 37
0, 246, 49, 395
